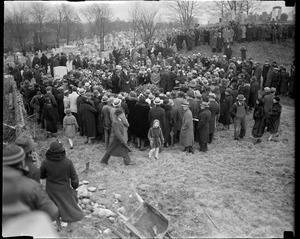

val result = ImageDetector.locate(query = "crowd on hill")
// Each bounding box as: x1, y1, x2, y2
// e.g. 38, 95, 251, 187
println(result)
3, 21, 295, 236
166, 21, 295, 53
5, 40, 294, 157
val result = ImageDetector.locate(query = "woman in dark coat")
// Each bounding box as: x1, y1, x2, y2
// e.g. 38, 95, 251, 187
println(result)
56, 88, 65, 125
161, 99, 174, 147
196, 102, 211, 152
280, 68, 289, 97
40, 140, 84, 232
268, 96, 282, 141
101, 108, 133, 166
219, 89, 233, 130
248, 77, 260, 109
133, 95, 150, 150
43, 98, 58, 137
252, 98, 265, 144
79, 93, 98, 143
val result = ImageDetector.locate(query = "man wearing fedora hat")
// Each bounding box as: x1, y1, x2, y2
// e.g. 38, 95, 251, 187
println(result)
230, 94, 248, 140
149, 97, 166, 149
262, 87, 274, 132
2, 144, 59, 222
208, 93, 220, 144
180, 99, 194, 153
196, 101, 211, 152
15, 136, 40, 183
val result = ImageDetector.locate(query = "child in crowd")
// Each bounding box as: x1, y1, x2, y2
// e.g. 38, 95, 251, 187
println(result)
63, 108, 78, 149
148, 119, 164, 160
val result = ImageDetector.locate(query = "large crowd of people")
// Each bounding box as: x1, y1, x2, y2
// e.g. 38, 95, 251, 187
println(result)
5, 39, 294, 153
3, 19, 295, 237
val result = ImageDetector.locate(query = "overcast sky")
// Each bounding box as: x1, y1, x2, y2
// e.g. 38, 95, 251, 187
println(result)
5, 1, 295, 23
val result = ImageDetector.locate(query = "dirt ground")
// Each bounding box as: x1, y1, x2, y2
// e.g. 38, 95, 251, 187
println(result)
30, 99, 294, 238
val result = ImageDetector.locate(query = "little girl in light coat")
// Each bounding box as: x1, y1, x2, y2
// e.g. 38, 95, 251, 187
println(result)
148, 119, 164, 159
63, 108, 78, 149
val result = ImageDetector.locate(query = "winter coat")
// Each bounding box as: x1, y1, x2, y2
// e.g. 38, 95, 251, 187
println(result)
110, 107, 129, 143
100, 104, 112, 133
63, 114, 78, 138
149, 106, 166, 134
166, 72, 177, 92
79, 100, 97, 138
111, 74, 121, 94
280, 71, 289, 94
133, 101, 150, 139
263, 92, 274, 119
40, 149, 83, 222
126, 97, 138, 135
106, 116, 131, 157
219, 94, 233, 125
269, 102, 282, 134
196, 108, 211, 144
252, 103, 265, 138
119, 71, 134, 93
265, 68, 275, 87
161, 103, 174, 144
148, 126, 164, 148
43, 103, 58, 133
248, 81, 260, 108
208, 100, 220, 134
56, 92, 65, 123
10, 167, 59, 221
173, 98, 184, 131
180, 109, 194, 147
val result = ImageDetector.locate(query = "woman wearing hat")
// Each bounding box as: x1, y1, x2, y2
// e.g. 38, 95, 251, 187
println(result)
196, 101, 211, 152
230, 94, 248, 140
133, 94, 150, 150
268, 96, 282, 141
79, 93, 97, 145
180, 100, 194, 153
40, 140, 84, 231
43, 97, 58, 137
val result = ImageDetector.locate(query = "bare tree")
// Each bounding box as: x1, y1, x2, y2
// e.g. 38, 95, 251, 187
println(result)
166, 1, 203, 29
51, 4, 65, 48
82, 3, 112, 51
5, 4, 32, 55
128, 2, 160, 45
29, 2, 50, 50
61, 3, 80, 45
81, 8, 97, 38
241, 0, 263, 15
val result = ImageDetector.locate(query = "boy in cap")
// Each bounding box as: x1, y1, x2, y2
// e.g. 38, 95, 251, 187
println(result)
3, 144, 59, 222
230, 94, 248, 140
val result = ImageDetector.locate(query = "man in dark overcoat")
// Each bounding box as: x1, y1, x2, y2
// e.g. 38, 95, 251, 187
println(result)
208, 93, 220, 143
196, 101, 211, 152
101, 108, 133, 166
149, 97, 166, 135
